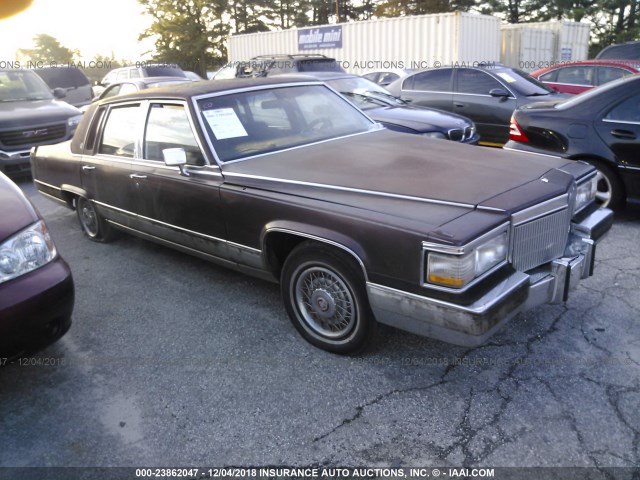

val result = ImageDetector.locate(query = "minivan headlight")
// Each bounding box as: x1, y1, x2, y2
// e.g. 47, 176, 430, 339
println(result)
0, 220, 57, 285
425, 231, 509, 289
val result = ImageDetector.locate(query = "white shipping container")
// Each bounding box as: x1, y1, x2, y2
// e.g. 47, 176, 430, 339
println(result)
500, 21, 590, 71
228, 12, 501, 74
501, 27, 555, 71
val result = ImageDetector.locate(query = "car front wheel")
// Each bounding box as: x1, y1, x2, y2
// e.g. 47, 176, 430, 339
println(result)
281, 242, 376, 354
76, 196, 116, 242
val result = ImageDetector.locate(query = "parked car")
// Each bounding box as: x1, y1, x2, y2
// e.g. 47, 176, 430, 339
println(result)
33, 67, 93, 107
531, 60, 638, 94
386, 65, 568, 146
504, 75, 640, 209
212, 54, 345, 80
83, 77, 192, 110
99, 64, 187, 87
31, 77, 612, 353
596, 41, 640, 60
0, 172, 74, 359
0, 69, 82, 176
361, 68, 415, 86
184, 71, 203, 81
290, 72, 478, 143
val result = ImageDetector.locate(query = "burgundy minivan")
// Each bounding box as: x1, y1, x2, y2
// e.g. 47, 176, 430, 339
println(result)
0, 172, 74, 359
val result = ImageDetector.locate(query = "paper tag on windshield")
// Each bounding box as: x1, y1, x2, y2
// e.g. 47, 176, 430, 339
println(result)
202, 108, 248, 139
496, 72, 516, 83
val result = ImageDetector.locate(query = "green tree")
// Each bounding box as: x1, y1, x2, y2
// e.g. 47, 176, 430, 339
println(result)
17, 34, 78, 64
375, 0, 475, 17
589, 0, 640, 49
228, 0, 271, 33
139, 0, 229, 75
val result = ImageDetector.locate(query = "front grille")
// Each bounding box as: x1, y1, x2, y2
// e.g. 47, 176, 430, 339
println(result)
511, 207, 571, 272
0, 124, 67, 148
448, 126, 475, 142
464, 126, 473, 139
448, 128, 464, 141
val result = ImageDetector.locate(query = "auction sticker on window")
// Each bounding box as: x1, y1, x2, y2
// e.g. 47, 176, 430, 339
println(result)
202, 108, 248, 139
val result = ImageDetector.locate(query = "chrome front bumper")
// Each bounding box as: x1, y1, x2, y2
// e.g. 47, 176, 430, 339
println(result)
368, 207, 614, 347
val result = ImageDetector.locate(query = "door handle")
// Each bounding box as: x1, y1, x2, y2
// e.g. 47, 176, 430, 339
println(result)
454, 103, 465, 108
82, 165, 95, 171
129, 173, 147, 179
611, 129, 636, 140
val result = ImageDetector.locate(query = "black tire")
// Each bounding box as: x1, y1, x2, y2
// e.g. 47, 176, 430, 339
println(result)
584, 160, 624, 210
280, 242, 376, 354
76, 196, 116, 242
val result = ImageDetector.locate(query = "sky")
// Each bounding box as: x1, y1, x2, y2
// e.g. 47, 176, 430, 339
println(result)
0, 0, 156, 62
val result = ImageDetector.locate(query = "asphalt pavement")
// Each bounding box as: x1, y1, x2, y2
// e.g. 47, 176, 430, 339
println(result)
1, 178, 638, 479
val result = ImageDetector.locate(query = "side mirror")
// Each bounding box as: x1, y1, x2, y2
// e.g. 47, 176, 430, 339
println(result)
162, 148, 189, 176
52, 88, 66, 99
489, 88, 510, 98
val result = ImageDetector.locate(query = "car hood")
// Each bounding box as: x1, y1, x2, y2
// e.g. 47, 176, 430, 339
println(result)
222, 129, 573, 231
0, 173, 39, 243
0, 99, 81, 127
366, 105, 470, 132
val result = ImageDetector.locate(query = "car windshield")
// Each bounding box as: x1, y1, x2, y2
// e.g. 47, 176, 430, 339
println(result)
0, 70, 53, 102
326, 77, 404, 110
197, 84, 377, 162
495, 68, 556, 96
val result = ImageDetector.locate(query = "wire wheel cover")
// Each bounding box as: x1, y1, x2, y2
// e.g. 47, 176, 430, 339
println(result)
294, 266, 356, 338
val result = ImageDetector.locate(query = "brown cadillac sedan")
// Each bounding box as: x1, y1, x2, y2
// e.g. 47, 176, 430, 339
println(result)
0, 172, 74, 359
31, 77, 612, 353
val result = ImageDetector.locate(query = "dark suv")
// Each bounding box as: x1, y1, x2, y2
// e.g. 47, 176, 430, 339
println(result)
212, 54, 345, 80
33, 67, 93, 108
0, 69, 82, 176
596, 41, 640, 60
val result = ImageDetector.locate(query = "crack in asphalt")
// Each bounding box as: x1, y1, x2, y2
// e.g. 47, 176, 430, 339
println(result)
312, 380, 446, 443
581, 375, 640, 469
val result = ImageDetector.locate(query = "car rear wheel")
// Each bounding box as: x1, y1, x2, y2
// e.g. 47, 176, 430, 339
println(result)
584, 160, 624, 209
281, 242, 376, 354
76, 196, 116, 242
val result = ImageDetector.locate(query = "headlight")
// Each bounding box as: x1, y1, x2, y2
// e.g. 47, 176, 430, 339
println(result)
422, 131, 447, 140
67, 115, 82, 129
575, 175, 597, 213
425, 230, 509, 289
0, 220, 57, 285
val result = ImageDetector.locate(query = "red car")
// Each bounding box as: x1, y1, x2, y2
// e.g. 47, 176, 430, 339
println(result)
531, 60, 639, 94
0, 173, 74, 360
